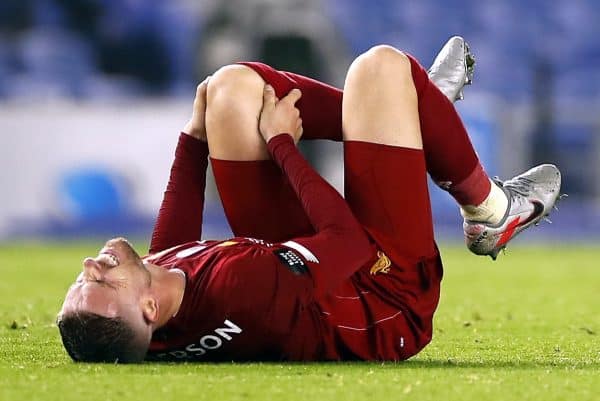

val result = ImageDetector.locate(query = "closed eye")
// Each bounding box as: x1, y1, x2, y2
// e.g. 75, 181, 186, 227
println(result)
92, 280, 118, 290
77, 278, 118, 291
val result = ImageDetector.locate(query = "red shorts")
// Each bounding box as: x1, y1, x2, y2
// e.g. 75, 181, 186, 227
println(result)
211, 62, 443, 360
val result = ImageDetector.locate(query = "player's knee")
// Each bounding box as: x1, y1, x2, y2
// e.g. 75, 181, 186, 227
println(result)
204, 65, 269, 159
364, 45, 410, 67
206, 65, 264, 111
349, 45, 411, 82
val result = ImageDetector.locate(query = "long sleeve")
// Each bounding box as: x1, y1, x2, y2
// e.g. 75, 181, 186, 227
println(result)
149, 133, 209, 253
267, 134, 373, 295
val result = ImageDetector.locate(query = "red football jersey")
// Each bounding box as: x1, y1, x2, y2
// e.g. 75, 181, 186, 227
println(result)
145, 238, 325, 361
144, 134, 441, 362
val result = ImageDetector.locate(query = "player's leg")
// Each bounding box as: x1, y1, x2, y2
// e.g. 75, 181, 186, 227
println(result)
405, 53, 499, 210
355, 43, 562, 260
210, 53, 561, 256
239, 56, 505, 224
210, 49, 476, 257
337, 45, 441, 360
342, 45, 435, 263
408, 48, 562, 259
206, 65, 313, 241
236, 37, 472, 144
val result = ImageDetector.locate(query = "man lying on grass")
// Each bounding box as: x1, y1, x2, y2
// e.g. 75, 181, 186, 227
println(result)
57, 37, 562, 362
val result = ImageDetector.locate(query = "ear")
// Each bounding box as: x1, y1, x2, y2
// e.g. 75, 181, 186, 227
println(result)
140, 296, 159, 324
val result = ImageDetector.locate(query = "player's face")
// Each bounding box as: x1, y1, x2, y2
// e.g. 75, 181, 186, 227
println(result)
59, 237, 152, 326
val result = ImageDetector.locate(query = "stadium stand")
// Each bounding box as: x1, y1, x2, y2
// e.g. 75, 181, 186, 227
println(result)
0, 0, 598, 240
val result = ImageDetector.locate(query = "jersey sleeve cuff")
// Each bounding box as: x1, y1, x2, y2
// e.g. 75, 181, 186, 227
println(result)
267, 133, 294, 156
178, 132, 209, 159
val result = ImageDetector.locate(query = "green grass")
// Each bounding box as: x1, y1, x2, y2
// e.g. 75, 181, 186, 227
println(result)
0, 242, 598, 401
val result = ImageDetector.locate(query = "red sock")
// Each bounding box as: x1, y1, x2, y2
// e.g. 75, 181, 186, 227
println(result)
240, 60, 491, 206
407, 55, 490, 206
238, 62, 343, 141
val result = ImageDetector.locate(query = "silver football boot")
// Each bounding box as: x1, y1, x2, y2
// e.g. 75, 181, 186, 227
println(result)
427, 36, 475, 102
464, 164, 563, 260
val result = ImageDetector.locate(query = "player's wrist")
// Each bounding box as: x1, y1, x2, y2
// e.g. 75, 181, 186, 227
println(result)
182, 120, 207, 142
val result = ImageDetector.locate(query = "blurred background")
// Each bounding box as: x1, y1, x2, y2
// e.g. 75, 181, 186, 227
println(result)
0, 0, 598, 243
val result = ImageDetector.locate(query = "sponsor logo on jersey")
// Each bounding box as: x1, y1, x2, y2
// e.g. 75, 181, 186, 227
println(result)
152, 319, 242, 360
274, 248, 308, 275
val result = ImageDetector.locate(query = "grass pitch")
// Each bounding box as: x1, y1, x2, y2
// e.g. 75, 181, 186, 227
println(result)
0, 242, 598, 401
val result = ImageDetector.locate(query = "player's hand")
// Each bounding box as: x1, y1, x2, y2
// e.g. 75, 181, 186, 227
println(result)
182, 77, 210, 141
259, 85, 303, 144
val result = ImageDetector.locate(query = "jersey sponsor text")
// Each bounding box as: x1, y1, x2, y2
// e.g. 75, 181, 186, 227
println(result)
153, 319, 242, 360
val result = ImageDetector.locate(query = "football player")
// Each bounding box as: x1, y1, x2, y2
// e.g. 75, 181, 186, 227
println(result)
57, 37, 561, 362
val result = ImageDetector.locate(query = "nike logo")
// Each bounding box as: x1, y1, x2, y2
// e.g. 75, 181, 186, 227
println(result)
519, 201, 545, 227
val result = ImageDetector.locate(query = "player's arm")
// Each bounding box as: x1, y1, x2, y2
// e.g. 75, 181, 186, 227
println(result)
149, 79, 210, 253
260, 85, 373, 296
